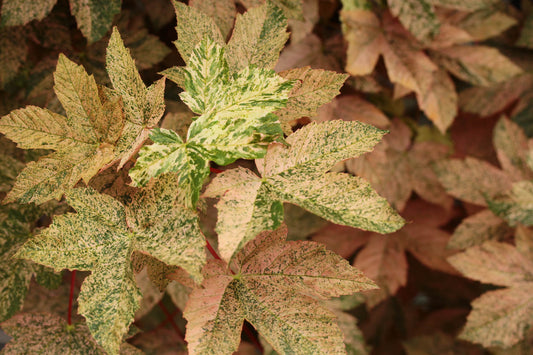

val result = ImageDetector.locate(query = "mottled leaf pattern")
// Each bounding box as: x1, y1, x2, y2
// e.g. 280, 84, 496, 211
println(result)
225, 1, 289, 72
0, 0, 57, 26
275, 67, 348, 132
0, 54, 122, 204
69, 0, 122, 43
448, 209, 512, 249
132, 37, 293, 192
172, 0, 225, 63
16, 178, 206, 354
106, 28, 165, 167
205, 120, 404, 261
487, 181, 533, 227
184, 225, 377, 354
448, 241, 533, 347
190, 0, 236, 39
388, 0, 439, 42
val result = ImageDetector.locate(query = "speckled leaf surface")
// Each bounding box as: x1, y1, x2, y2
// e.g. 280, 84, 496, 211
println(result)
225, 1, 289, 72
0, 54, 124, 204
275, 67, 348, 133
1, 313, 105, 354
240, 0, 303, 20
493, 117, 533, 180
204, 120, 404, 261
448, 241, 533, 347
190, 0, 236, 39
129, 128, 210, 206
16, 179, 206, 354
172, 0, 225, 63
184, 226, 377, 354
106, 28, 165, 167
430, 45, 522, 86
0, 0, 57, 26
69, 0, 121, 43
388, 0, 439, 42
133, 37, 292, 190
487, 181, 533, 227
433, 157, 513, 206
448, 209, 512, 249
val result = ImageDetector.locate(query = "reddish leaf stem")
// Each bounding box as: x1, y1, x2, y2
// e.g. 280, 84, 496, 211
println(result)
157, 300, 185, 341
210, 166, 223, 174
205, 238, 222, 260
68, 270, 76, 325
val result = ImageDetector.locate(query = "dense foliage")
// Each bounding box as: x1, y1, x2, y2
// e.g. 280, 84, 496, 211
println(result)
0, 0, 532, 354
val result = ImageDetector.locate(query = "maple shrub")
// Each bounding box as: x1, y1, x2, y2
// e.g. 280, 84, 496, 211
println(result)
1, 0, 533, 354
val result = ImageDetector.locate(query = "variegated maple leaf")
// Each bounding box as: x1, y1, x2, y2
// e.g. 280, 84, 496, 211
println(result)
204, 120, 405, 262
129, 37, 294, 205
448, 238, 533, 348
16, 175, 206, 355
0, 312, 142, 354
0, 28, 164, 205
435, 117, 533, 247
183, 225, 377, 355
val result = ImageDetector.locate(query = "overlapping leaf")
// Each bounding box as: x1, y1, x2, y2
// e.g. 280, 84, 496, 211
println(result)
131, 37, 293, 200
106, 27, 166, 168
183, 225, 377, 354
16, 176, 206, 354
0, 312, 142, 354
204, 120, 405, 261
0, 0, 57, 26
0, 53, 123, 204
347, 119, 453, 211
448, 241, 533, 348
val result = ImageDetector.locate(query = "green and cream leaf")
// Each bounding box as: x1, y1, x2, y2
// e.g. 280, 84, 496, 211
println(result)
205, 120, 405, 261
69, 0, 121, 43
184, 226, 377, 355
16, 180, 206, 354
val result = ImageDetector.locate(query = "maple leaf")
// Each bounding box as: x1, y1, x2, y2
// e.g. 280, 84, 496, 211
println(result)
0, 53, 124, 204
16, 175, 206, 354
189, 0, 237, 39
204, 120, 405, 261
0, 312, 142, 354
388, 0, 440, 42
183, 225, 377, 354
346, 119, 453, 211
106, 27, 166, 168
487, 181, 533, 227
448, 209, 513, 249
275, 66, 348, 134
340, 9, 457, 132
0, 0, 57, 26
448, 241, 533, 348
130, 37, 293, 203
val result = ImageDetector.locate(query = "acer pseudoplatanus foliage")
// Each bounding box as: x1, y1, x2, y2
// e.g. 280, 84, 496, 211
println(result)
1, 0, 532, 354
0, 1, 405, 354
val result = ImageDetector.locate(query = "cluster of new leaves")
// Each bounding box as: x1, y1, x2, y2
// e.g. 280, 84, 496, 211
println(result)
0, 1, 407, 354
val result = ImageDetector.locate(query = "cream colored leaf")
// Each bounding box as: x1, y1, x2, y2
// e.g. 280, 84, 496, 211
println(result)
1, 313, 107, 354
275, 66, 348, 129
206, 121, 403, 261
487, 181, 533, 227
433, 157, 513, 206
106, 28, 165, 166
0, 0, 56, 26
17, 181, 206, 353
184, 226, 376, 354
448, 241, 533, 287
240, 0, 303, 20
190, 0, 236, 39
493, 117, 533, 180
341, 9, 383, 76
459, 284, 533, 348
69, 0, 121, 43
172, 0, 225, 63
225, 1, 289, 72
449, 209, 512, 249
388, 0, 439, 42
431, 46, 523, 86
